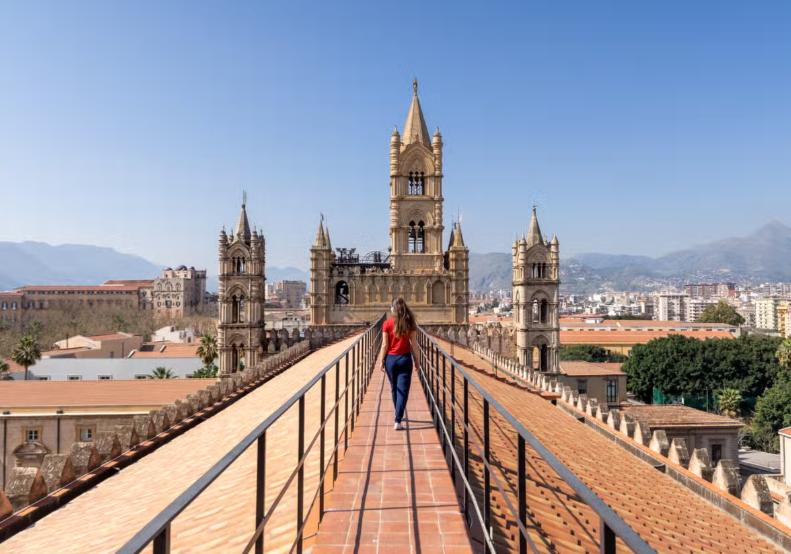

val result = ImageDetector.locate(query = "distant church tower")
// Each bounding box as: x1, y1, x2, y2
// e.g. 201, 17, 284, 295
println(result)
218, 197, 266, 375
512, 207, 560, 371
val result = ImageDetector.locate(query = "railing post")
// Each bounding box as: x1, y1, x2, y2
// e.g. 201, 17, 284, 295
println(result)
344, 352, 349, 453
153, 523, 171, 554
450, 363, 456, 483
518, 435, 526, 554
463, 377, 469, 519
319, 374, 326, 521
334, 361, 340, 481
600, 520, 616, 554
351, 348, 356, 434
441, 356, 447, 453
296, 395, 305, 554
484, 398, 491, 538
255, 432, 267, 554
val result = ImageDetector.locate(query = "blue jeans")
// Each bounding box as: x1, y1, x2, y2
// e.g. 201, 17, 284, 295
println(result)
385, 354, 413, 423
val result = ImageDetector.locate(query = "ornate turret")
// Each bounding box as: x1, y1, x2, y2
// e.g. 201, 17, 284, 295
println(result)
402, 78, 430, 147
390, 126, 401, 176
432, 127, 443, 174
313, 220, 327, 249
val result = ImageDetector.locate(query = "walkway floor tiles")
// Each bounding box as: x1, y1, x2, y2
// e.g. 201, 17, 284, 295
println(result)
311, 366, 476, 554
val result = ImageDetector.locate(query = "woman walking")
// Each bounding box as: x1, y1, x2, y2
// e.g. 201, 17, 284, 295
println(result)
378, 298, 420, 430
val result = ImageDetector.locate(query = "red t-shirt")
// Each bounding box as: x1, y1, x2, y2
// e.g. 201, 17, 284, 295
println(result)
383, 318, 413, 356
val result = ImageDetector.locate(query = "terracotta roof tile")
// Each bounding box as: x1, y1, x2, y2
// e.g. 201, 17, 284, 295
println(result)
619, 404, 744, 428
559, 360, 625, 376
0, 336, 359, 554
441, 341, 782, 553
0, 379, 215, 410
561, 330, 734, 343
129, 343, 199, 358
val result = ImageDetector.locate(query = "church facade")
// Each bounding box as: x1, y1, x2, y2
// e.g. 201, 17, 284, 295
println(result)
310, 81, 469, 326
217, 200, 266, 374
512, 208, 560, 372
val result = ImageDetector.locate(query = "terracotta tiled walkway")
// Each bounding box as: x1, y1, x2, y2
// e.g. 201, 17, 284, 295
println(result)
311, 365, 476, 554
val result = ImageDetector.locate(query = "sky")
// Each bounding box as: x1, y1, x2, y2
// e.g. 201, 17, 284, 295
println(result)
1, 1, 790, 273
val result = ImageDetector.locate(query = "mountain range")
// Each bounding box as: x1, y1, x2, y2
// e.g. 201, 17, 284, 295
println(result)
2, 221, 790, 295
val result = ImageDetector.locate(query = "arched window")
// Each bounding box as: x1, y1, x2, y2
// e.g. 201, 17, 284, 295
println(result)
408, 171, 425, 195
532, 300, 539, 323
540, 299, 548, 324
416, 221, 425, 253
539, 345, 549, 371
408, 221, 417, 253
335, 281, 349, 305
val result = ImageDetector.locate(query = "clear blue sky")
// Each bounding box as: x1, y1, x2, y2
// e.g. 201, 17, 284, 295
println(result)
1, 1, 789, 272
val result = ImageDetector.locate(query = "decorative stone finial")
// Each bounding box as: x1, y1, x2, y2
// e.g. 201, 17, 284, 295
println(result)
413, 77, 418, 95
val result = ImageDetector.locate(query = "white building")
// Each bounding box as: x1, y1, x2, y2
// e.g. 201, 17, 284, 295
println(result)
151, 326, 197, 344
755, 297, 784, 331
653, 292, 689, 322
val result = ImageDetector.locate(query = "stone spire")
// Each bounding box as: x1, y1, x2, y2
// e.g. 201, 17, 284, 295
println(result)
235, 193, 251, 245
402, 78, 430, 147
324, 223, 332, 251
314, 220, 327, 248
447, 224, 456, 251
452, 222, 466, 248
526, 206, 543, 247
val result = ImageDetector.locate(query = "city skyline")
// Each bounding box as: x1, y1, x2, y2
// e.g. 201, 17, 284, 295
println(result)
1, 1, 790, 272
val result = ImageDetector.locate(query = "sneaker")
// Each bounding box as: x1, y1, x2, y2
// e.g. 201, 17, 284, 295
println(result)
394, 422, 404, 431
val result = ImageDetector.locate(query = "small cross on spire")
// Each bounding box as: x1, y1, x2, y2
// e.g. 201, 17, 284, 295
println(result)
413, 77, 418, 95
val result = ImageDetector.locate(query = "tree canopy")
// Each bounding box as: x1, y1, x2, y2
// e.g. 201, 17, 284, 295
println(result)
559, 344, 627, 363
752, 371, 791, 452
623, 334, 782, 403
697, 300, 745, 326
11, 334, 42, 381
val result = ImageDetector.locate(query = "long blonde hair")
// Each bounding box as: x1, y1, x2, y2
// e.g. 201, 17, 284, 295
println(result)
392, 297, 417, 338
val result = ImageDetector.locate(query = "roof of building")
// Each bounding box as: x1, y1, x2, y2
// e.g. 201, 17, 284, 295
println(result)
561, 330, 734, 344
14, 285, 143, 292
6, 357, 204, 381
41, 347, 93, 357
560, 319, 737, 331
559, 361, 625, 376
0, 291, 24, 297
779, 427, 791, 438
0, 378, 215, 410
101, 280, 154, 286
83, 333, 136, 341
618, 404, 744, 428
129, 342, 199, 358
0, 359, 25, 374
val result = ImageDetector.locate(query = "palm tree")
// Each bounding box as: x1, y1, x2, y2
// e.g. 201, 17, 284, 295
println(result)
776, 338, 791, 370
150, 366, 176, 379
11, 334, 41, 381
717, 389, 742, 419
196, 334, 218, 368
0, 360, 10, 381
25, 320, 43, 339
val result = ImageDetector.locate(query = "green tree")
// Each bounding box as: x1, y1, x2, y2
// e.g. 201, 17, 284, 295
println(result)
776, 338, 791, 370
24, 320, 44, 340
196, 334, 218, 368
11, 334, 42, 381
150, 366, 176, 379
752, 371, 791, 452
0, 360, 10, 380
716, 389, 742, 418
559, 344, 627, 363
697, 300, 745, 326
192, 364, 218, 378
623, 334, 782, 403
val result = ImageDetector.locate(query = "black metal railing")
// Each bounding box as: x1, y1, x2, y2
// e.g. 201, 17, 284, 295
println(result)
416, 330, 657, 554
116, 316, 384, 554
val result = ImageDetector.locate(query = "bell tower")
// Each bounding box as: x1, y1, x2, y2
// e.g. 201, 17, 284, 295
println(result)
389, 79, 445, 273
512, 207, 560, 371
218, 195, 266, 375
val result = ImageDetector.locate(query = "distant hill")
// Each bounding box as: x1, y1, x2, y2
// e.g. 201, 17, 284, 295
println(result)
0, 242, 162, 291
0, 241, 312, 294
466, 221, 791, 294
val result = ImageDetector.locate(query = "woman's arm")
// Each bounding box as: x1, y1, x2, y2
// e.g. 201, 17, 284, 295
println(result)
409, 331, 420, 372
378, 331, 390, 372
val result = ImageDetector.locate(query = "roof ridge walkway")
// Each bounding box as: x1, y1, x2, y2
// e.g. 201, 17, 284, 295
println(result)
310, 361, 475, 554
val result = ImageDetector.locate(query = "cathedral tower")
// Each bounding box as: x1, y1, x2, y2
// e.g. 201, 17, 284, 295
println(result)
308, 80, 469, 326
218, 197, 266, 375
512, 207, 560, 371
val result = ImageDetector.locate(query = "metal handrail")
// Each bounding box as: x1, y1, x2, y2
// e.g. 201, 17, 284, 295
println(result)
116, 316, 385, 554
418, 329, 658, 554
